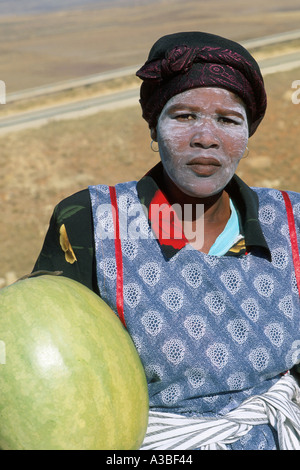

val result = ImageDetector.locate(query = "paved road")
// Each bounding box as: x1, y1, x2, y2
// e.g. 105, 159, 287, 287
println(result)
6, 65, 141, 103
0, 88, 140, 134
242, 28, 300, 48
0, 30, 300, 135
6, 29, 300, 104
260, 51, 300, 74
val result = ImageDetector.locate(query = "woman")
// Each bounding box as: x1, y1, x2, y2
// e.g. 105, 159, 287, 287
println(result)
33, 32, 300, 450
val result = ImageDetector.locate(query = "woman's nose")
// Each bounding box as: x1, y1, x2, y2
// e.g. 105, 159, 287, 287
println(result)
190, 119, 220, 149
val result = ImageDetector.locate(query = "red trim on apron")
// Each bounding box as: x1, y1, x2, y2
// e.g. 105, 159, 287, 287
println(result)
109, 186, 127, 328
108, 187, 300, 326
281, 190, 300, 297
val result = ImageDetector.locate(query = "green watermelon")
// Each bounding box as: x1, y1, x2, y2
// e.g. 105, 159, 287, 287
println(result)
0, 275, 149, 450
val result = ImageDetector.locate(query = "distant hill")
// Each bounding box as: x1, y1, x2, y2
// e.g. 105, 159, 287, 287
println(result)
1, 0, 300, 92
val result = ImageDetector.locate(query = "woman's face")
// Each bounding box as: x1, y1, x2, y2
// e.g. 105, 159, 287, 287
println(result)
152, 87, 249, 199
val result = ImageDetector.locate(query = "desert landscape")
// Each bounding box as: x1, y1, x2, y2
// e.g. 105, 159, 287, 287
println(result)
1, 0, 300, 90
0, 0, 300, 285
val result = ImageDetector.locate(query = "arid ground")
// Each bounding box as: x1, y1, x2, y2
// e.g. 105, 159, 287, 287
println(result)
0, 0, 299, 285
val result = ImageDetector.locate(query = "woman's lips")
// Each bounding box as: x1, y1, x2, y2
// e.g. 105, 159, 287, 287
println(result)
187, 157, 221, 176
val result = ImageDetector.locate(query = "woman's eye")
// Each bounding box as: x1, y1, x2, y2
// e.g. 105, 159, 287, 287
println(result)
219, 116, 239, 125
175, 113, 195, 121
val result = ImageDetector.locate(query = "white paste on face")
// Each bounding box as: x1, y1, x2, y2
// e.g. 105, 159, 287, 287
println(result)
155, 87, 249, 199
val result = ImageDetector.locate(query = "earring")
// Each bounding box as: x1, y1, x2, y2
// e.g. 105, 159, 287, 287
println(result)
242, 146, 249, 159
151, 140, 159, 153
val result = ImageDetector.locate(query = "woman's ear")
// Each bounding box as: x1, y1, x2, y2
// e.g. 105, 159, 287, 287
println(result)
150, 128, 157, 141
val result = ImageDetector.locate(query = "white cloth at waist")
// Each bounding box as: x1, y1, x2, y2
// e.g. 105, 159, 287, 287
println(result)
140, 373, 300, 450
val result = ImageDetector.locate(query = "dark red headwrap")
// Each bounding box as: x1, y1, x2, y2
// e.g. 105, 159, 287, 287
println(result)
136, 32, 267, 136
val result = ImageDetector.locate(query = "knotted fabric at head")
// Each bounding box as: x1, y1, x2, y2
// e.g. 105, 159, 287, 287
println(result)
136, 32, 267, 136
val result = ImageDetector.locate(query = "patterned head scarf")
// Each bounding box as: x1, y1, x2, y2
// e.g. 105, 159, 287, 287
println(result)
136, 32, 267, 136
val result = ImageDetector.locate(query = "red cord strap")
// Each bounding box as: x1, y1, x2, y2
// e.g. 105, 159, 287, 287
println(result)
281, 190, 300, 298
108, 187, 300, 326
109, 186, 126, 328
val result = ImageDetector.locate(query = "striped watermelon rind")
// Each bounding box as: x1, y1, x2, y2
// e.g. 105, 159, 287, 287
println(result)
0, 275, 149, 450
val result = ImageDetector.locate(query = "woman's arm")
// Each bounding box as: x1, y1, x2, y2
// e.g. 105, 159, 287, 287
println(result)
32, 189, 100, 295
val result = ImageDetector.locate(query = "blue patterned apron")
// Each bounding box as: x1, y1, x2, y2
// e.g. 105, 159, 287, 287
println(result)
89, 182, 300, 449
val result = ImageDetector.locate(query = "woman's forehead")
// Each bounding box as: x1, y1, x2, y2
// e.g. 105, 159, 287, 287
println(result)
162, 87, 247, 113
